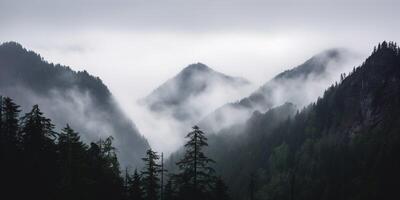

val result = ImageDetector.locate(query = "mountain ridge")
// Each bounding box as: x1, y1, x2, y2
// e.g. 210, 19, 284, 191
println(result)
205, 41, 400, 200
143, 62, 252, 122
0, 41, 149, 167
199, 48, 356, 133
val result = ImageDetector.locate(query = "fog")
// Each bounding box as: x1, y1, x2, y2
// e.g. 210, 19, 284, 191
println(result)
0, 83, 147, 167
1, 0, 400, 156
199, 48, 363, 134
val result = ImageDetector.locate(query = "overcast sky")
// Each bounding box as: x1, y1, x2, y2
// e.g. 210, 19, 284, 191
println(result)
1, 0, 399, 152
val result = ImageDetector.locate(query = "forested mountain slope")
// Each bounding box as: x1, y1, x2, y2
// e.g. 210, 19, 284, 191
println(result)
207, 42, 400, 200
200, 49, 356, 133
0, 41, 149, 167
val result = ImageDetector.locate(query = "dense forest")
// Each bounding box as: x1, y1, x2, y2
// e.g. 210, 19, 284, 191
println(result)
1, 41, 400, 200
0, 97, 229, 200
203, 41, 400, 200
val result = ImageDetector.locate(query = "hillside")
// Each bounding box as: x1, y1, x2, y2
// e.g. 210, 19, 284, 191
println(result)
0, 41, 149, 167
143, 62, 251, 122
206, 41, 400, 200
199, 49, 356, 133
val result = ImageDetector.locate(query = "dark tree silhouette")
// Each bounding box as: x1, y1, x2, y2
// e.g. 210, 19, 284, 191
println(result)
128, 169, 144, 200
175, 125, 215, 199
20, 104, 58, 199
57, 124, 88, 200
163, 179, 177, 200
1, 97, 20, 148
0, 96, 2, 134
0, 96, 22, 198
213, 176, 230, 200
0, 96, 136, 200
141, 149, 161, 200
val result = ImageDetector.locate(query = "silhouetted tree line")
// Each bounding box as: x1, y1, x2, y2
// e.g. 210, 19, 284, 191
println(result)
0, 96, 229, 200
0, 97, 126, 200
128, 126, 230, 200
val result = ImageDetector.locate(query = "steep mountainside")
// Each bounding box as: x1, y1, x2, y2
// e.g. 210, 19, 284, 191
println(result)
207, 42, 400, 200
200, 49, 356, 133
143, 63, 251, 122
0, 41, 149, 167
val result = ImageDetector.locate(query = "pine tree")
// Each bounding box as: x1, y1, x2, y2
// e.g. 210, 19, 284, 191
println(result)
164, 179, 177, 200
21, 105, 57, 151
20, 104, 58, 199
57, 124, 88, 199
141, 149, 161, 200
0, 96, 22, 198
1, 97, 21, 150
86, 137, 124, 200
0, 96, 3, 139
213, 177, 230, 200
97, 136, 121, 176
128, 169, 144, 200
175, 125, 215, 199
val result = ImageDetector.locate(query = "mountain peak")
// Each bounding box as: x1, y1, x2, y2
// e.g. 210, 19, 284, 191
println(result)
180, 63, 213, 77
0, 41, 32, 56
0, 41, 23, 49
143, 62, 251, 121
274, 48, 348, 80
185, 62, 210, 71
367, 41, 399, 61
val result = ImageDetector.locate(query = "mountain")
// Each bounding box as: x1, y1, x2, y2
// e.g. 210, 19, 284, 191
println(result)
199, 48, 357, 133
205, 42, 400, 200
0, 41, 149, 167
143, 62, 252, 122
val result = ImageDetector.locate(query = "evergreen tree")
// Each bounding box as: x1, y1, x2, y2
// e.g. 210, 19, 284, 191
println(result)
164, 179, 177, 200
86, 137, 125, 200
128, 169, 144, 200
57, 124, 88, 200
97, 136, 121, 176
0, 96, 22, 198
0, 96, 3, 139
20, 104, 58, 199
21, 105, 57, 151
175, 126, 215, 199
0, 97, 21, 151
141, 149, 161, 200
213, 177, 230, 200
0, 97, 132, 200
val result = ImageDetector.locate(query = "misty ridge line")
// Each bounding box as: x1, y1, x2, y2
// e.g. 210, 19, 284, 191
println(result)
0, 41, 149, 168
0, 40, 363, 166
195, 41, 400, 200
196, 48, 362, 134
164, 48, 363, 169
140, 46, 363, 159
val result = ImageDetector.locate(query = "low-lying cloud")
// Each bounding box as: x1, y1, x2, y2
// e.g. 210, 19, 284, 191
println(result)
0, 84, 146, 168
